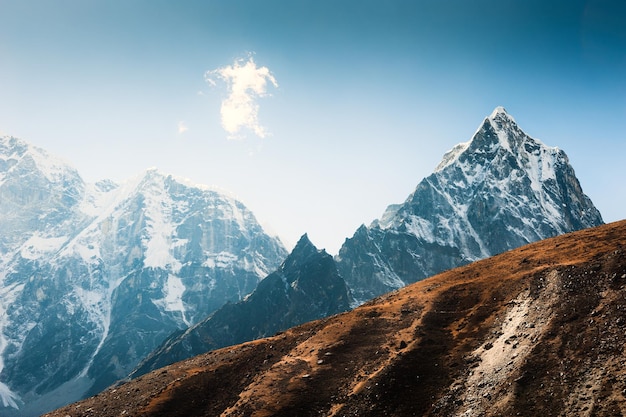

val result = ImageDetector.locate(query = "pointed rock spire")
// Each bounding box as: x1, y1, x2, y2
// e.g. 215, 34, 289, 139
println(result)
282, 233, 321, 273
293, 233, 316, 252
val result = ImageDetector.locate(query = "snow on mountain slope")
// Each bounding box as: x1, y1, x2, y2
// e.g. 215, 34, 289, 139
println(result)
0, 137, 84, 255
0, 136, 287, 416
46, 220, 626, 417
132, 234, 350, 377
337, 107, 603, 305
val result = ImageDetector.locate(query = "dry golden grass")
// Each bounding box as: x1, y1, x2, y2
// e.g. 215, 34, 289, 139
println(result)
46, 220, 626, 417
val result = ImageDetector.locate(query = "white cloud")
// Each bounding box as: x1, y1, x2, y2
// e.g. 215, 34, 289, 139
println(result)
206, 55, 278, 139
177, 121, 188, 134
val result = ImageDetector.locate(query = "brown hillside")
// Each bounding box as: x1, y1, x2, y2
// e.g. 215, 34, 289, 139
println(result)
46, 220, 626, 417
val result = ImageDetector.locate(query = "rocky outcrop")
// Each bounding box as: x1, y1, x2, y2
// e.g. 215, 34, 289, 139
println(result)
132, 234, 350, 377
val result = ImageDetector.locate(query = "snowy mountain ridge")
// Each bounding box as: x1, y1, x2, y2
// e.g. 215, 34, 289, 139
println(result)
338, 107, 603, 304
0, 136, 77, 185
0, 136, 287, 416
131, 233, 351, 377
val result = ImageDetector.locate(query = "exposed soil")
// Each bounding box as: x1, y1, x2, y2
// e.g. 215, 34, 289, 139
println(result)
45, 220, 626, 417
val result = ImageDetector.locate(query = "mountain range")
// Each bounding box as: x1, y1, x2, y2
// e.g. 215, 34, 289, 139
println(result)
126, 106, 603, 378
131, 234, 350, 377
0, 107, 605, 416
0, 137, 287, 416
44, 219, 626, 417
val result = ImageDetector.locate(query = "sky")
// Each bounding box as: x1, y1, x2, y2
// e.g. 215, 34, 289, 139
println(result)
1, 0, 624, 254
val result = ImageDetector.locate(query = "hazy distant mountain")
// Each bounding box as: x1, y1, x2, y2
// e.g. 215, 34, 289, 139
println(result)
0, 136, 287, 416
132, 234, 350, 377
337, 107, 603, 304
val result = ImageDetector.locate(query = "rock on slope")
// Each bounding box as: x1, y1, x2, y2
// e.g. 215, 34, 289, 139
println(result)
131, 234, 351, 377
0, 136, 287, 416
45, 220, 626, 417
337, 107, 603, 304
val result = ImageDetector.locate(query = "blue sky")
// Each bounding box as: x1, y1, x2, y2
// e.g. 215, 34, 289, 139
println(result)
1, 0, 624, 253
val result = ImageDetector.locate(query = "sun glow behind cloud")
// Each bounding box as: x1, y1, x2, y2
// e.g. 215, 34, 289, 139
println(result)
206, 55, 278, 139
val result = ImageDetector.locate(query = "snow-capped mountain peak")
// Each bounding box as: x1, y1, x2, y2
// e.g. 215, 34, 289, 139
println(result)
434, 106, 520, 173
0, 137, 287, 416
488, 105, 514, 122
0, 136, 80, 185
337, 107, 603, 304
436, 106, 555, 177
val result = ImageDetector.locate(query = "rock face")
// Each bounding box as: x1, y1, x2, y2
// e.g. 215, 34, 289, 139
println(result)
337, 107, 604, 304
44, 220, 626, 417
0, 136, 287, 416
132, 234, 350, 377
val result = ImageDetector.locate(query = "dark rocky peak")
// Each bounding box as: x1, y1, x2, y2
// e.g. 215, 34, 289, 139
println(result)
483, 106, 520, 140
281, 234, 323, 274
292, 233, 320, 257
130, 233, 349, 378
